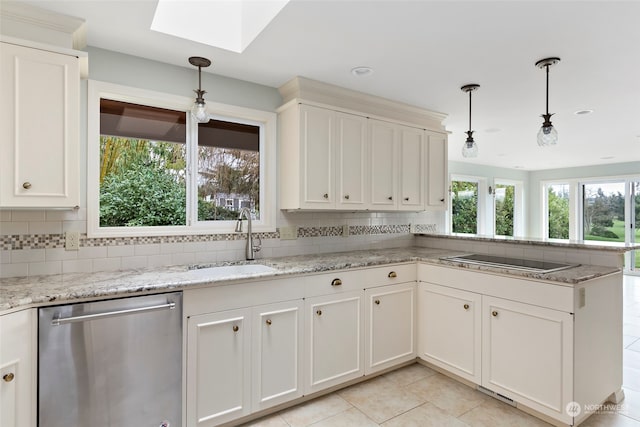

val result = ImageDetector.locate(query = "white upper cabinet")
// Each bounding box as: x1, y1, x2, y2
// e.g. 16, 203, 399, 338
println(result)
369, 120, 397, 208
398, 125, 425, 210
279, 104, 368, 210
0, 40, 81, 208
277, 77, 448, 212
300, 104, 335, 208
426, 131, 448, 210
336, 112, 368, 209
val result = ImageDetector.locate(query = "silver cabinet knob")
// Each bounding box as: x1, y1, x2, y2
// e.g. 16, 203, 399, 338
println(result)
404, 197, 409, 201
323, 193, 329, 199
492, 311, 498, 317
232, 325, 239, 332
3, 373, 15, 382
388, 271, 397, 278
331, 278, 342, 286
22, 182, 32, 189
344, 194, 350, 200
388, 196, 393, 201
266, 319, 272, 326
464, 304, 470, 310
374, 299, 380, 305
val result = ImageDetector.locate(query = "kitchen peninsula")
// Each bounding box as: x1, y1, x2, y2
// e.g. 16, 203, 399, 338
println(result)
1, 236, 635, 427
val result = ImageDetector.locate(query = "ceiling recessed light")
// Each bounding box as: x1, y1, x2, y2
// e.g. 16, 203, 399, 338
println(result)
351, 66, 373, 77
574, 109, 594, 115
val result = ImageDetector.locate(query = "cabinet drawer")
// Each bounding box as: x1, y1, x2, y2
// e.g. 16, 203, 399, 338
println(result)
360, 264, 416, 287
418, 263, 573, 312
304, 264, 416, 298
304, 269, 364, 297
184, 277, 304, 316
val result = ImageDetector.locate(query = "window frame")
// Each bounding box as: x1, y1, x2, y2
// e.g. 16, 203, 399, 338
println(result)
448, 174, 488, 235
493, 178, 524, 237
87, 80, 276, 237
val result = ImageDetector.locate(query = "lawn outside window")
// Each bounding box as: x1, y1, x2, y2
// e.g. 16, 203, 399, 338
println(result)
87, 80, 276, 237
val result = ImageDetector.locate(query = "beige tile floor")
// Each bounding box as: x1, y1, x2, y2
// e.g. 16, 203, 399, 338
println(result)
243, 275, 640, 427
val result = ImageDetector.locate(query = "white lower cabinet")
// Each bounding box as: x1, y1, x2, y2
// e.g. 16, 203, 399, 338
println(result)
482, 295, 573, 424
186, 308, 252, 427
251, 300, 304, 411
417, 282, 481, 384
304, 290, 364, 394
365, 282, 416, 374
418, 263, 622, 426
0, 309, 36, 427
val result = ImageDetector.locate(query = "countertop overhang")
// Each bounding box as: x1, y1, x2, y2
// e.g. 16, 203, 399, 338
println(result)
0, 247, 622, 313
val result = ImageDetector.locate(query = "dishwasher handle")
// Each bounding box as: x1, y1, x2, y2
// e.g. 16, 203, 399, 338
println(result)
51, 302, 176, 326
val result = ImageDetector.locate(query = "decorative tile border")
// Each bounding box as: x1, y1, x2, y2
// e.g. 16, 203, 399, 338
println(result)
0, 224, 412, 251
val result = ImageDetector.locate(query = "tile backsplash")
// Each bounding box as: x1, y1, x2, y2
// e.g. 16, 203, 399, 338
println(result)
0, 208, 445, 278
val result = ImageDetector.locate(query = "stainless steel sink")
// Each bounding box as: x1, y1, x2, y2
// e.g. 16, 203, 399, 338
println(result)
441, 254, 578, 273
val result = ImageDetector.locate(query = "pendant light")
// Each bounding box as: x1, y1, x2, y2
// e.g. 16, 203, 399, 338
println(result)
461, 84, 480, 158
535, 57, 560, 146
188, 56, 212, 123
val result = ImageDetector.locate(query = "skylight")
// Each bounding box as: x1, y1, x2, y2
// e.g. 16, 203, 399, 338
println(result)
151, 0, 290, 53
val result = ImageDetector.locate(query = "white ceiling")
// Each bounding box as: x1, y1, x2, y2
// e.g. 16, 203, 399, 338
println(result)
15, 0, 640, 171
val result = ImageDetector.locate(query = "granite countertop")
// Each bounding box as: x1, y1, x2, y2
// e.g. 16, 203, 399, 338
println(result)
0, 247, 621, 313
417, 233, 640, 252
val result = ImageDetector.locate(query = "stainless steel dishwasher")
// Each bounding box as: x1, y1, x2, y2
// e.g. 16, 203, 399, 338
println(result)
38, 292, 182, 427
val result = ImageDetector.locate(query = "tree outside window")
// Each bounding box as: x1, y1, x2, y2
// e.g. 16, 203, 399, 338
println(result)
547, 184, 570, 239
451, 180, 478, 234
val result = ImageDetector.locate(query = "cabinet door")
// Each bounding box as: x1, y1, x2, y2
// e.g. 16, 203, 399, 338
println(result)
252, 300, 303, 411
305, 290, 364, 394
365, 283, 416, 375
300, 104, 335, 208
398, 126, 425, 210
426, 131, 448, 209
0, 42, 79, 208
186, 308, 251, 427
336, 112, 368, 209
0, 309, 36, 427
418, 282, 481, 384
482, 296, 573, 424
369, 120, 397, 208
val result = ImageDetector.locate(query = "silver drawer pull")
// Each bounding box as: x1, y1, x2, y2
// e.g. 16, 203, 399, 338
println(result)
52, 302, 176, 326
331, 278, 342, 286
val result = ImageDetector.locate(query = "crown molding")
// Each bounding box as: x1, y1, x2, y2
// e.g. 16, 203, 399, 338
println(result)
0, 2, 86, 50
278, 76, 447, 132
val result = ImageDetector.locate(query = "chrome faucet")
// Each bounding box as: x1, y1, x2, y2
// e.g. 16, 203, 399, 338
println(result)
235, 207, 261, 260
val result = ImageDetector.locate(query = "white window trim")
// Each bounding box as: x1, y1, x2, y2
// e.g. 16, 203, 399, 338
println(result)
87, 80, 276, 237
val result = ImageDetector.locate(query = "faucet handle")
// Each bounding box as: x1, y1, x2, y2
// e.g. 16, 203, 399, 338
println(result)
253, 234, 262, 253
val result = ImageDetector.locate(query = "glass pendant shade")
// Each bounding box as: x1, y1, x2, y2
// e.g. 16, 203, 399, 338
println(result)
537, 123, 558, 146
462, 140, 478, 157
462, 131, 478, 157
191, 100, 208, 123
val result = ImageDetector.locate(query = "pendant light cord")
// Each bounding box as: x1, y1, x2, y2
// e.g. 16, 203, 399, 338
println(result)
468, 88, 472, 132
545, 64, 549, 116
